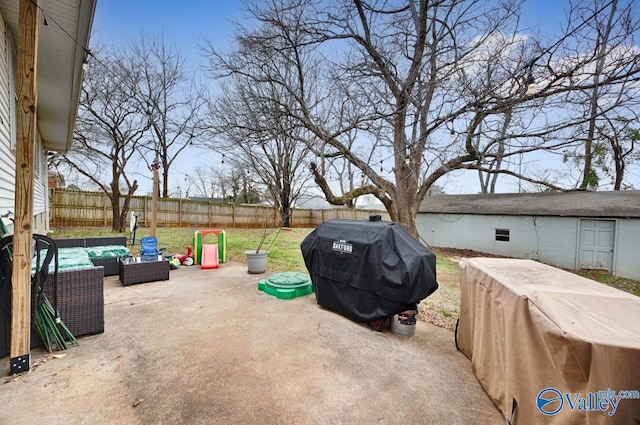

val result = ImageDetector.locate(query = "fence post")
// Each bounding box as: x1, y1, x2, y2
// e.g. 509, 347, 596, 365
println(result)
179, 197, 182, 227
49, 187, 55, 226
232, 204, 236, 228
143, 196, 148, 227
103, 193, 107, 226
49, 187, 54, 227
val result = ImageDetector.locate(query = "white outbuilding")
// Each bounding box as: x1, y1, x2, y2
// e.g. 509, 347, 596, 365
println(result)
417, 191, 640, 280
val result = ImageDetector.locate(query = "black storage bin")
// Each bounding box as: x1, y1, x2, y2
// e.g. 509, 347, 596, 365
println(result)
301, 219, 438, 323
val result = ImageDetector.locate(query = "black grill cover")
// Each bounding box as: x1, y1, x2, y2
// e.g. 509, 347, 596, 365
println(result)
301, 219, 438, 322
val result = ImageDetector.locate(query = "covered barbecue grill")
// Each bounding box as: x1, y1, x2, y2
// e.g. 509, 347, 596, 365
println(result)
301, 217, 438, 326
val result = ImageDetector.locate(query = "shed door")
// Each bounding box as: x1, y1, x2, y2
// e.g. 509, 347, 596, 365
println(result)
579, 220, 615, 272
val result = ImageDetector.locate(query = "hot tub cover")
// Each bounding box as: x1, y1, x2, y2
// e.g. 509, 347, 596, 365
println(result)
458, 258, 640, 424
301, 219, 438, 322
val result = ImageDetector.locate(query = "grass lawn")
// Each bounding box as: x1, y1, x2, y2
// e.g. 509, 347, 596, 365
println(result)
575, 269, 640, 296
50, 226, 310, 273
50, 225, 640, 330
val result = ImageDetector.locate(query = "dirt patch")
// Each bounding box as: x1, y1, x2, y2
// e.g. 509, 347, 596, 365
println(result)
417, 267, 458, 331
433, 247, 510, 261
417, 247, 509, 332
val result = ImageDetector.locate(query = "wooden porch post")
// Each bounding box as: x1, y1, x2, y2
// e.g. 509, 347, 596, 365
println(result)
10, 0, 40, 374
150, 157, 159, 237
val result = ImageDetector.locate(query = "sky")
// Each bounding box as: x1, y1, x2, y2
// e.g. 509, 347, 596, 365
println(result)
91, 1, 240, 63
90, 1, 243, 194
89, 1, 639, 196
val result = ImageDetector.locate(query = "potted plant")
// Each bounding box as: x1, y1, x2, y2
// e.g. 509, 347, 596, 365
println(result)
245, 211, 283, 274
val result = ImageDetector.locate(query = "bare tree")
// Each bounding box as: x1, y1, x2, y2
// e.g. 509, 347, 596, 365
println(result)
187, 164, 235, 200
205, 62, 312, 226
553, 0, 640, 190
204, 0, 640, 235
475, 110, 514, 193
595, 119, 639, 189
568, 0, 637, 189
131, 35, 209, 198
189, 165, 216, 198
53, 48, 149, 232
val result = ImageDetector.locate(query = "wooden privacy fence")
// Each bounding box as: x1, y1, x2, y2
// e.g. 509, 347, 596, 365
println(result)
49, 188, 390, 228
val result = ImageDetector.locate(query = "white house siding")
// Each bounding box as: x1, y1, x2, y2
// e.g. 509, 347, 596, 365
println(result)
32, 133, 48, 233
615, 218, 640, 280
0, 12, 14, 223
0, 13, 48, 234
417, 213, 640, 280
417, 213, 579, 269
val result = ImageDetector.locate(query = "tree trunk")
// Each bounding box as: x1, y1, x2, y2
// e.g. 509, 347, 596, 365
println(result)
279, 189, 291, 227
580, 0, 618, 190
120, 182, 137, 232
388, 199, 418, 237
612, 143, 623, 190
281, 206, 291, 227
110, 180, 139, 232
111, 193, 123, 232
162, 160, 169, 198
393, 158, 419, 236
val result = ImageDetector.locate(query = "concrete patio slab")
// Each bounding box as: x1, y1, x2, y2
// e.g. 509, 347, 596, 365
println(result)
0, 263, 503, 424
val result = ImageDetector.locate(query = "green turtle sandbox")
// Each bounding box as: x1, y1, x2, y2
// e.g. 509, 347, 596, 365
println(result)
258, 272, 313, 300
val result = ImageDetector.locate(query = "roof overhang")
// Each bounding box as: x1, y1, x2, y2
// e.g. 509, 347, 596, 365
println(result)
0, 0, 96, 152
419, 190, 640, 218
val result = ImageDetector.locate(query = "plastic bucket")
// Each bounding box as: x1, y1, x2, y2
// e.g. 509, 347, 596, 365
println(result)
390, 310, 417, 336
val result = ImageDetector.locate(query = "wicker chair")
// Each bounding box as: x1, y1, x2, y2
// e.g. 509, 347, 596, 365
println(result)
0, 235, 105, 358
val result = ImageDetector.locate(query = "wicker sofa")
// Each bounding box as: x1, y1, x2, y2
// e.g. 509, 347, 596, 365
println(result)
1, 237, 107, 358
54, 236, 128, 276
0, 266, 105, 358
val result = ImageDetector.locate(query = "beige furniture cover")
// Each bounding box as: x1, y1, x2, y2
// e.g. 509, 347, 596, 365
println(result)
458, 258, 639, 425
